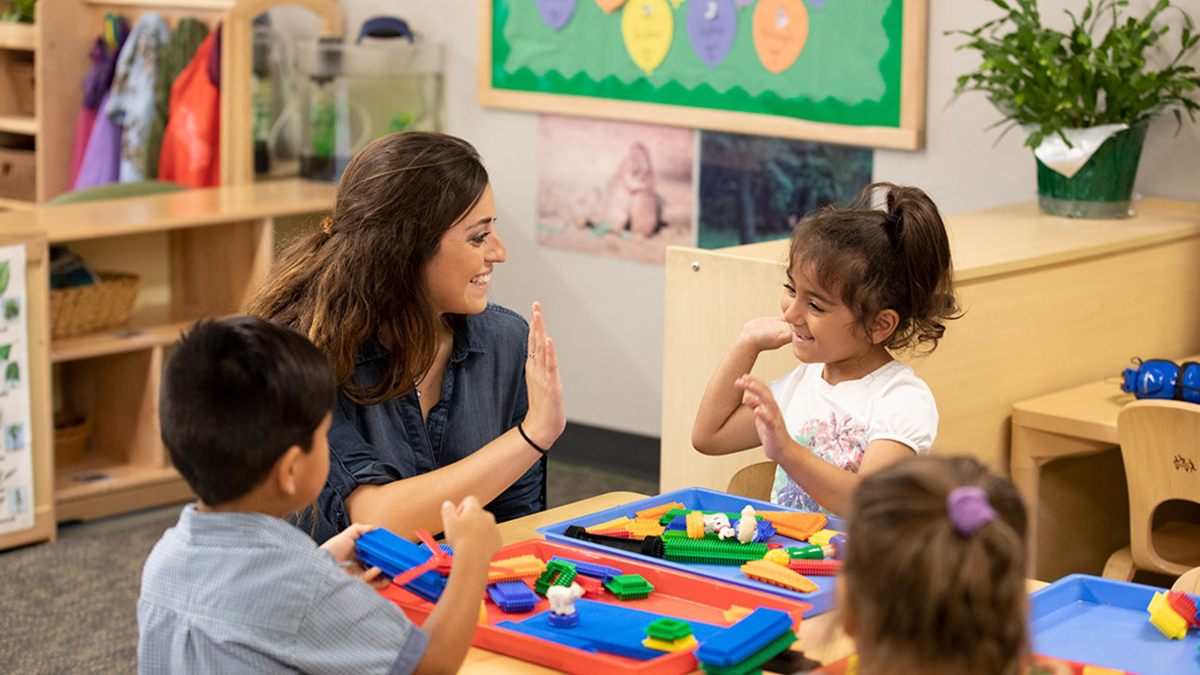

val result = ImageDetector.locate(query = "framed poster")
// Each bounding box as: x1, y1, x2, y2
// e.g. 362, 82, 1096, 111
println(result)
480, 0, 927, 149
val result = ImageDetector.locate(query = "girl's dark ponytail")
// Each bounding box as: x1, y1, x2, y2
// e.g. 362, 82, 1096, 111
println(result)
879, 183, 960, 353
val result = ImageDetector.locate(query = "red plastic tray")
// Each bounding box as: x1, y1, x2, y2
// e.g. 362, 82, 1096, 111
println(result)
380, 538, 812, 675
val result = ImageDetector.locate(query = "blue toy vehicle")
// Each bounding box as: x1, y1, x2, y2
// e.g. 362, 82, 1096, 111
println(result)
1121, 359, 1200, 404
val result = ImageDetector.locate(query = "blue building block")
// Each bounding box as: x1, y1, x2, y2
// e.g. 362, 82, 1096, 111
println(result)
693, 607, 793, 668
488, 580, 540, 613
497, 599, 727, 661
419, 542, 454, 556
549, 556, 623, 583
355, 528, 447, 602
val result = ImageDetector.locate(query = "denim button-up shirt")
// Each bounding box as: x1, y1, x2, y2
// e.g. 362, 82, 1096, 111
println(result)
307, 303, 545, 543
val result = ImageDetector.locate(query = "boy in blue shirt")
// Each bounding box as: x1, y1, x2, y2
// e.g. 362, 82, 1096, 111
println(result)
138, 317, 501, 674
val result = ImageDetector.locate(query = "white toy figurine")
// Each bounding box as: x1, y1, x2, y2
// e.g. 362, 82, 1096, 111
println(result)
736, 505, 757, 544
717, 526, 737, 540
703, 513, 731, 534
546, 582, 585, 616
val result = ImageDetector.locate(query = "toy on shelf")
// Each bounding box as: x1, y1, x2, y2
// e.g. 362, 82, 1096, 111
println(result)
1121, 358, 1200, 404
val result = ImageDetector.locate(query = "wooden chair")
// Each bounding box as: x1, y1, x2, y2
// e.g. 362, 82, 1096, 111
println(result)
1172, 566, 1200, 595
726, 461, 776, 501
1101, 400, 1200, 581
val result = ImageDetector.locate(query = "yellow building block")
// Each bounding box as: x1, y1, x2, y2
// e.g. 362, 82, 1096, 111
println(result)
642, 635, 698, 652
1148, 591, 1188, 640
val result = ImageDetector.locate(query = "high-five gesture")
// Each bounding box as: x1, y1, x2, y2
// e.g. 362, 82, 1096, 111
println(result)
523, 301, 566, 451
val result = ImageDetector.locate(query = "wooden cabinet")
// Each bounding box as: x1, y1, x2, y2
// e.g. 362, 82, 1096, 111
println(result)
662, 199, 1200, 496
0, 9, 37, 211
0, 178, 335, 548
0, 0, 341, 213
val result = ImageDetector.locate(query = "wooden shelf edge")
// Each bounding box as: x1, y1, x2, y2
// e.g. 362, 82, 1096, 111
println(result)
83, 0, 235, 8
54, 461, 182, 503
50, 307, 237, 363
0, 114, 38, 135
0, 23, 36, 51
0, 196, 36, 211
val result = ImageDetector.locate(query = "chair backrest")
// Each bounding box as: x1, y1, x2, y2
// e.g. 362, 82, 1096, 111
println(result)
726, 461, 776, 501
1116, 400, 1200, 575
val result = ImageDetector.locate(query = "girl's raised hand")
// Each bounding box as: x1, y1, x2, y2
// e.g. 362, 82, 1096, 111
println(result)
735, 374, 793, 463
523, 301, 566, 451
737, 315, 793, 353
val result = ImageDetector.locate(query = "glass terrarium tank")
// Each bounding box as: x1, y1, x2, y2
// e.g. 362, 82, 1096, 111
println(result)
297, 34, 444, 182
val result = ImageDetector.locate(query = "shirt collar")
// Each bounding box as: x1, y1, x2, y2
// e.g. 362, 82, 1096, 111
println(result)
175, 503, 319, 550
355, 310, 490, 366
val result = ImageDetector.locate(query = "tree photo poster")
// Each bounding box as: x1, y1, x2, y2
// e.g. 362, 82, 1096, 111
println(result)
480, 0, 928, 149
0, 244, 33, 537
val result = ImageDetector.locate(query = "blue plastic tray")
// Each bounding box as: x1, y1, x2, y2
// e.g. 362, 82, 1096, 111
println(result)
537, 487, 844, 616
1030, 574, 1200, 674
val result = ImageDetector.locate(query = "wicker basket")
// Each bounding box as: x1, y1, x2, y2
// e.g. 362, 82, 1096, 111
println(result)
54, 414, 92, 469
50, 272, 141, 339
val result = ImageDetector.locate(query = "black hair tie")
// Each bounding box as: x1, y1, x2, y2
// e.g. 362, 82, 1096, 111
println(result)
883, 210, 903, 237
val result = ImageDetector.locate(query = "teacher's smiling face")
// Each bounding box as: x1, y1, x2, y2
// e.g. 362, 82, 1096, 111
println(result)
424, 184, 506, 316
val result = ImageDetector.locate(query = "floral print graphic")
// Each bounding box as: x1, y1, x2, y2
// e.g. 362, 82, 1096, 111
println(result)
770, 411, 868, 515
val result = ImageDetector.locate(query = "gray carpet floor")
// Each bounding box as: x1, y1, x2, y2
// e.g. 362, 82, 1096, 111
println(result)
0, 460, 657, 675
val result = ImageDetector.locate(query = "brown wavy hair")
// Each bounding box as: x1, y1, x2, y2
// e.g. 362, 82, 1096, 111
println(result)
789, 182, 960, 353
843, 456, 1029, 675
244, 132, 489, 405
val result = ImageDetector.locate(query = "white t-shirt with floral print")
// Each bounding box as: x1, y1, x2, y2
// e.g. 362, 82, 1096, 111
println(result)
768, 359, 937, 515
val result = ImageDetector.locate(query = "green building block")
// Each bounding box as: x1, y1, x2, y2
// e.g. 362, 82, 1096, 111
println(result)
664, 537, 769, 565
605, 574, 656, 600
534, 559, 578, 595
645, 617, 694, 641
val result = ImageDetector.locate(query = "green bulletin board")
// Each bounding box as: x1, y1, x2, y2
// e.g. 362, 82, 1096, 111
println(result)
480, 0, 927, 149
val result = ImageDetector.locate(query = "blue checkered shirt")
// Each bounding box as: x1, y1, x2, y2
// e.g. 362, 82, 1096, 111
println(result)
137, 505, 429, 674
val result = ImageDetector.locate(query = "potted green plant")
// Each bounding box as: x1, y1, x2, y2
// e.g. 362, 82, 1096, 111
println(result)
951, 0, 1200, 218
0, 0, 35, 23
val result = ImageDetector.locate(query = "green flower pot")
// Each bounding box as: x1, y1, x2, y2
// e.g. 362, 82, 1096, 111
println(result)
1036, 122, 1148, 219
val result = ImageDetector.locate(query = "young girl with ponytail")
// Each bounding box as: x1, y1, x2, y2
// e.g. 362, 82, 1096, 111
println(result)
837, 455, 1029, 675
692, 183, 960, 515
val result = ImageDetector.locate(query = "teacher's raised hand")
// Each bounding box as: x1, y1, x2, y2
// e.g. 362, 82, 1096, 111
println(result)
523, 301, 566, 451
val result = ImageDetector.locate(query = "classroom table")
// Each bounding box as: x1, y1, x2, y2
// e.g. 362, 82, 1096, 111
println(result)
455, 491, 1046, 674
1010, 356, 1199, 580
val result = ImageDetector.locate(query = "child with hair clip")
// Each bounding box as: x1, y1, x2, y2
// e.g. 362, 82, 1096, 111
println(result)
833, 455, 1029, 675
692, 182, 960, 515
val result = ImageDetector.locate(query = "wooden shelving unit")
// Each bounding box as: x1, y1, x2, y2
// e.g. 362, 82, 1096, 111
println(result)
0, 0, 345, 211
0, 179, 336, 546
0, 22, 36, 51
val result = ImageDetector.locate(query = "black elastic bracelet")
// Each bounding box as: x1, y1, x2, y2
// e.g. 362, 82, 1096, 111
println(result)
518, 423, 549, 455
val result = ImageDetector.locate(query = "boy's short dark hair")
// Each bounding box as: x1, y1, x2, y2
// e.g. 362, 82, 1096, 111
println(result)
160, 317, 336, 506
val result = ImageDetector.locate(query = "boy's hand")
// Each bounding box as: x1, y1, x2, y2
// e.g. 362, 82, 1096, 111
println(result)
441, 496, 502, 562
321, 523, 390, 590
737, 315, 792, 352
736, 374, 795, 462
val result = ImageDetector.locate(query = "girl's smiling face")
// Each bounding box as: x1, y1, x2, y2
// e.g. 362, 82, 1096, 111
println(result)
424, 185, 506, 316
781, 264, 892, 382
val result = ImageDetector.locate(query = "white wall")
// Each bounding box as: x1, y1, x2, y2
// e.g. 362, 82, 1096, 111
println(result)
273, 0, 1200, 438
